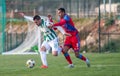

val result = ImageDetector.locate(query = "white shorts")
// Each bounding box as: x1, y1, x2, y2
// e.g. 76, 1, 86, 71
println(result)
41, 38, 59, 52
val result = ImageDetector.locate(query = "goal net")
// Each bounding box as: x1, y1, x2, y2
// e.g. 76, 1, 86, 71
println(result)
2, 15, 48, 55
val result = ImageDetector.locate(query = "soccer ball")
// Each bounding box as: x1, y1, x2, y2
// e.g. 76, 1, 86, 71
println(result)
26, 59, 35, 68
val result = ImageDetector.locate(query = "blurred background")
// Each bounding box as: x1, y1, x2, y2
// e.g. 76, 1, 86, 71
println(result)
0, 0, 120, 54
6, 0, 120, 18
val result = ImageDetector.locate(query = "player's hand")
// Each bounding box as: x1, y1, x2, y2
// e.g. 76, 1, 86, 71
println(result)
19, 12, 25, 17
47, 14, 52, 19
64, 33, 72, 36
48, 24, 53, 29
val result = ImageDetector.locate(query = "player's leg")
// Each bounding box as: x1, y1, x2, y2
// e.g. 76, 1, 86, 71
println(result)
61, 45, 74, 68
60, 37, 73, 67
72, 34, 90, 67
74, 51, 90, 67
63, 37, 73, 64
40, 46, 48, 68
48, 38, 61, 56
40, 41, 50, 68
49, 37, 73, 68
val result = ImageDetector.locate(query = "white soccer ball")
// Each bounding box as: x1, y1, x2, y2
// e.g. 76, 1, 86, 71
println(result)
26, 59, 35, 68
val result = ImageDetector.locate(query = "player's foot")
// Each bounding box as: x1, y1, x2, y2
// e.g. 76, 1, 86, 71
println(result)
86, 58, 90, 67
40, 65, 48, 69
67, 64, 74, 68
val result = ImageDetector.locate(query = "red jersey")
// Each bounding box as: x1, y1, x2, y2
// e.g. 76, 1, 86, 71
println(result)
53, 14, 78, 36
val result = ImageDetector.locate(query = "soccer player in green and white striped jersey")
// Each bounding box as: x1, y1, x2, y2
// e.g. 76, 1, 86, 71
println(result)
19, 13, 65, 68
39, 19, 57, 42
33, 15, 62, 68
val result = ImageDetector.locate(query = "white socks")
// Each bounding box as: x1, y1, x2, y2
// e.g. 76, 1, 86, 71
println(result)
40, 51, 48, 66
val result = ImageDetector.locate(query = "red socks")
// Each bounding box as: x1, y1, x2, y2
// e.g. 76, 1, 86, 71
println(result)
62, 50, 73, 64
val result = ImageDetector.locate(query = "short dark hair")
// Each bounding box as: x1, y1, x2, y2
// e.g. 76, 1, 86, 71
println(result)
33, 15, 41, 20
58, 8, 65, 13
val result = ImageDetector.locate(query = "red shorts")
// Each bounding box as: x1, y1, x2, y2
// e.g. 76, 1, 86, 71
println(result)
64, 34, 80, 52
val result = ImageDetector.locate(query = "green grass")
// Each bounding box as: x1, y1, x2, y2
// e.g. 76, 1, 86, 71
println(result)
0, 53, 120, 76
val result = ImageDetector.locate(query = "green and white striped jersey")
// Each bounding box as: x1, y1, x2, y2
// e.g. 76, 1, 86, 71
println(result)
38, 19, 57, 42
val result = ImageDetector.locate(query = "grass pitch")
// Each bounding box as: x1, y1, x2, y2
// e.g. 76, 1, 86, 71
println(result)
0, 53, 120, 76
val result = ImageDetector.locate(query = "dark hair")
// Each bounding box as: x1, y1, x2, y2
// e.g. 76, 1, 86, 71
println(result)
58, 8, 65, 13
33, 15, 41, 20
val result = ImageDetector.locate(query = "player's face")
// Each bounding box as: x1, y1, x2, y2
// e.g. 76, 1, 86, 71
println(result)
57, 10, 64, 18
34, 19, 41, 26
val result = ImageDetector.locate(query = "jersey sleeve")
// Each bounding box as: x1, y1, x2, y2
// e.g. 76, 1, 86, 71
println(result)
64, 15, 70, 21
53, 15, 70, 26
24, 15, 33, 22
53, 19, 66, 26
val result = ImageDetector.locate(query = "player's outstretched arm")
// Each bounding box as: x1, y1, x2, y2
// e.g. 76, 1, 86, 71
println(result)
19, 12, 25, 17
19, 12, 33, 22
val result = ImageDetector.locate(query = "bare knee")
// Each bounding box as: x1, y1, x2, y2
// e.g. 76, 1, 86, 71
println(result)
62, 46, 70, 53
52, 51, 58, 56
53, 54, 58, 56
74, 52, 79, 58
40, 46, 46, 52
75, 55, 79, 58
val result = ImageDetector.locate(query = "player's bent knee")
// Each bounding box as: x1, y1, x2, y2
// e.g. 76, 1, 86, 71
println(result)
75, 55, 79, 58
52, 51, 58, 56
40, 46, 46, 52
53, 54, 58, 56
52, 53, 58, 56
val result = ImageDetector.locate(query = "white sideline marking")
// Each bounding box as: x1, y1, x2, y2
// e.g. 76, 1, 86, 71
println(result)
77, 64, 120, 67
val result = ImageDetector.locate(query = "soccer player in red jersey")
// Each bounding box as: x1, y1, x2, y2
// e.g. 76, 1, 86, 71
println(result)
49, 8, 90, 68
